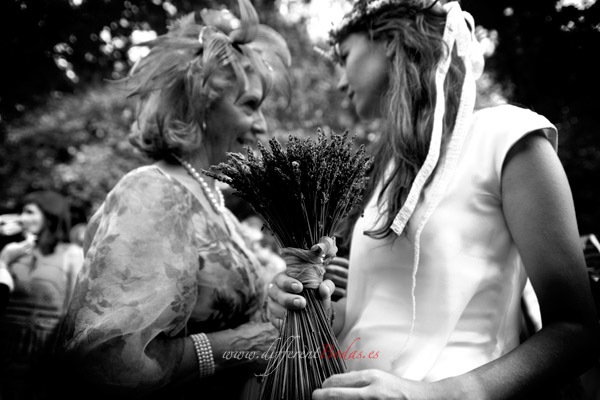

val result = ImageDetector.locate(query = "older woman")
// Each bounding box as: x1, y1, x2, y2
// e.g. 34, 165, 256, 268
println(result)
55, 1, 290, 399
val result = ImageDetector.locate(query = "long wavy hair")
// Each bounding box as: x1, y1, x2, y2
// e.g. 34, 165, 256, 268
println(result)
337, 4, 466, 243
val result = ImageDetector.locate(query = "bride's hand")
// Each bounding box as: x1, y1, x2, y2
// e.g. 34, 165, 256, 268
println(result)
313, 370, 446, 400
324, 257, 349, 301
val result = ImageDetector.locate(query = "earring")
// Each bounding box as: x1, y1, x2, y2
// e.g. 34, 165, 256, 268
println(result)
201, 121, 207, 131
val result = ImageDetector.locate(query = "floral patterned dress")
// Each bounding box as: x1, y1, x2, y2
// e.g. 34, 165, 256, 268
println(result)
57, 166, 278, 398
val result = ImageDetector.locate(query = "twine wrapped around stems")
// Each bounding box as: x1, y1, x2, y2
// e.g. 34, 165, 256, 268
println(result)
258, 236, 345, 400
282, 236, 337, 290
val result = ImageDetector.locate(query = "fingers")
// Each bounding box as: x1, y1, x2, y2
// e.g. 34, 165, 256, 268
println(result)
325, 259, 349, 301
317, 279, 335, 315
268, 273, 306, 311
272, 317, 284, 331
267, 275, 336, 328
331, 287, 346, 301
274, 272, 303, 294
314, 371, 376, 400
267, 296, 287, 329
1, 241, 33, 262
324, 266, 348, 288
313, 387, 367, 400
323, 273, 346, 289
329, 256, 349, 269
325, 264, 349, 277
318, 279, 335, 302
268, 296, 287, 319
322, 370, 375, 388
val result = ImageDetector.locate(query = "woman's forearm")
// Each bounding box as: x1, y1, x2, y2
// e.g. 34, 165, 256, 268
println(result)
440, 320, 599, 400
68, 322, 275, 393
171, 321, 280, 388
205, 321, 276, 371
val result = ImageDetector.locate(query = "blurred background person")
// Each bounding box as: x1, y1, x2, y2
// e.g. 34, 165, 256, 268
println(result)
0, 214, 21, 310
0, 190, 83, 400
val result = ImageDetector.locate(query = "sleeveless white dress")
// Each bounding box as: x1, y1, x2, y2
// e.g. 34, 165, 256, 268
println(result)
338, 104, 557, 381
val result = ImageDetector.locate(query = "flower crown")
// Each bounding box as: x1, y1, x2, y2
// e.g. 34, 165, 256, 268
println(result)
328, 0, 443, 46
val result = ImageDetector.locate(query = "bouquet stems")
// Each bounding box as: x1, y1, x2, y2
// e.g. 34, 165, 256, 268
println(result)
206, 129, 371, 399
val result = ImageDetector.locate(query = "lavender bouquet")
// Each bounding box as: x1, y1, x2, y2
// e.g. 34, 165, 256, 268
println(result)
206, 128, 371, 400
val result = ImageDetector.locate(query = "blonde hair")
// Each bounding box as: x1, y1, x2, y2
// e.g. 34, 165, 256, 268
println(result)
123, 6, 290, 161
126, 44, 241, 160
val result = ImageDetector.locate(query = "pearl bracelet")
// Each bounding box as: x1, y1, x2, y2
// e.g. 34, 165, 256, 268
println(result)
190, 333, 215, 378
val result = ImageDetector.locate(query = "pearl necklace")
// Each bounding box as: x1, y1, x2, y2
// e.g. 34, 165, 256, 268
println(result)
172, 155, 225, 213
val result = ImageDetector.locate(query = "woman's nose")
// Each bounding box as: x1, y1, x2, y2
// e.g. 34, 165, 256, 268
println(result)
252, 110, 267, 135
337, 72, 348, 93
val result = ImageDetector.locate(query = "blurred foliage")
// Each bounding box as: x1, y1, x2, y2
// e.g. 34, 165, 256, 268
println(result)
0, 85, 144, 222
0, 0, 352, 222
1, 0, 599, 234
